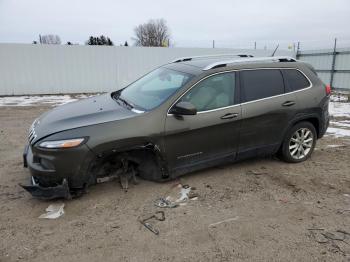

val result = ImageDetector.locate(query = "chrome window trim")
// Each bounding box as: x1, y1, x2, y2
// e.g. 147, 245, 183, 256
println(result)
166, 68, 312, 116
197, 103, 240, 114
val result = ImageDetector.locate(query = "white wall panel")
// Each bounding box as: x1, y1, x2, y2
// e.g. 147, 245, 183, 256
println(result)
0, 44, 293, 95
298, 55, 333, 70
298, 48, 350, 90
334, 73, 350, 90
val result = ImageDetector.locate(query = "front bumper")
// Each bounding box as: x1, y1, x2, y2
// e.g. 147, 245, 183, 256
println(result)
22, 143, 95, 199
21, 177, 71, 200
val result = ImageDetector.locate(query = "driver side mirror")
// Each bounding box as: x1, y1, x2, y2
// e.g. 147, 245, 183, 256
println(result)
169, 101, 197, 115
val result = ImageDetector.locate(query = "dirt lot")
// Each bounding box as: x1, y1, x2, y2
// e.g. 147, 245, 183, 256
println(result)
1, 103, 350, 262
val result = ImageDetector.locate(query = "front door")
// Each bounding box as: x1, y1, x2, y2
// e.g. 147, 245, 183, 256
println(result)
164, 72, 241, 174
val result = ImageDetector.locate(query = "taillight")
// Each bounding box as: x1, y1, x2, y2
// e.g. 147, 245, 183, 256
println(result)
325, 84, 331, 95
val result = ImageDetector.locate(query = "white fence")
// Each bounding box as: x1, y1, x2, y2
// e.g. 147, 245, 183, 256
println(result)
0, 44, 294, 96
297, 47, 350, 90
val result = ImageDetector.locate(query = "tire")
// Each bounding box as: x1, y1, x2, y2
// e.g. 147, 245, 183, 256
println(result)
281, 121, 317, 163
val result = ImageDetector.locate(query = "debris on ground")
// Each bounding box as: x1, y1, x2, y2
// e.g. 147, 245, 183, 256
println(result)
336, 209, 350, 214
177, 184, 191, 202
154, 198, 178, 208
279, 198, 289, 204
154, 183, 197, 208
307, 228, 350, 255
139, 211, 165, 235
39, 203, 65, 219
246, 170, 268, 176
208, 216, 239, 228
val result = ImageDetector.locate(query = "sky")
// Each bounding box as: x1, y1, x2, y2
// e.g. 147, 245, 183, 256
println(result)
0, 0, 350, 50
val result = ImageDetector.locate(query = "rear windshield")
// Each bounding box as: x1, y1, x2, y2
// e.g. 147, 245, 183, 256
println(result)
118, 68, 194, 110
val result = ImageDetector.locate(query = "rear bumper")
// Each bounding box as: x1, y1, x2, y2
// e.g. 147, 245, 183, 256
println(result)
319, 99, 330, 138
320, 116, 329, 138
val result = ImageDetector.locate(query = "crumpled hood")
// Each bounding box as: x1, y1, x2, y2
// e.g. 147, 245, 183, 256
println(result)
31, 93, 136, 143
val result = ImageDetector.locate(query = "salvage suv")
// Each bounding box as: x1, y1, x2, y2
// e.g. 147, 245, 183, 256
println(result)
22, 54, 330, 199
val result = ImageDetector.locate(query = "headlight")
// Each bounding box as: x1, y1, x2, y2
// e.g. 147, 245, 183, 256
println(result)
39, 138, 85, 149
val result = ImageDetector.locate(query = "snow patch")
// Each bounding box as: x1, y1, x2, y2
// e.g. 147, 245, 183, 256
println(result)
331, 94, 349, 102
0, 94, 92, 107
326, 127, 350, 138
330, 121, 350, 128
329, 102, 350, 118
325, 144, 345, 148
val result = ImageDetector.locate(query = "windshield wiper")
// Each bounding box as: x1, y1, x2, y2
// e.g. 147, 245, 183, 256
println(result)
112, 91, 137, 110
117, 96, 134, 109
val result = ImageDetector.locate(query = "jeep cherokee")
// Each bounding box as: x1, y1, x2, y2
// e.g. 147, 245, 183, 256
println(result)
22, 55, 330, 199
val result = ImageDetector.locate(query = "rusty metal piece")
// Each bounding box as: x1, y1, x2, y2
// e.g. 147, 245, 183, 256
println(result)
139, 211, 165, 235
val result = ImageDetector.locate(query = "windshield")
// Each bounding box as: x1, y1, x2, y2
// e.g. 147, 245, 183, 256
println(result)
118, 67, 194, 110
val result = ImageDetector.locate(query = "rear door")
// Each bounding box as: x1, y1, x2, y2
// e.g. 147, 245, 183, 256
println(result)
238, 68, 298, 157
164, 72, 241, 173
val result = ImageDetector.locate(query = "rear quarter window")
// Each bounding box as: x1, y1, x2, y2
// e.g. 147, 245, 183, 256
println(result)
282, 69, 311, 92
240, 69, 284, 102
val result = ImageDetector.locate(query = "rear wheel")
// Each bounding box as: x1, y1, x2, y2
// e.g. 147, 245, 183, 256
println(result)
281, 122, 317, 163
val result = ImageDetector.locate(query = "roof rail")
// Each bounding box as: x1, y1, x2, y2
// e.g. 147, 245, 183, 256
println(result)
172, 54, 254, 63
202, 56, 296, 70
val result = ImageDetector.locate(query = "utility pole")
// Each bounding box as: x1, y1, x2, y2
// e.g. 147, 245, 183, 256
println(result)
296, 41, 300, 59
212, 40, 215, 48
330, 38, 337, 88
254, 41, 256, 50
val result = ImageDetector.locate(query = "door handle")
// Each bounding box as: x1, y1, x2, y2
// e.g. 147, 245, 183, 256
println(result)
282, 101, 296, 107
220, 113, 238, 120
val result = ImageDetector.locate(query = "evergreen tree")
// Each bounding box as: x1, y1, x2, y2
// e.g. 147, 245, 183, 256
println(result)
85, 35, 114, 46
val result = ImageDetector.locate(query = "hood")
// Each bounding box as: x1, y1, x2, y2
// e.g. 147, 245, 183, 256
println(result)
30, 93, 136, 144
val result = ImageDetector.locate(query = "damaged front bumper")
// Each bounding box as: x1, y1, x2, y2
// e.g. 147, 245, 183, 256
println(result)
20, 177, 72, 200
22, 144, 71, 199
22, 143, 94, 200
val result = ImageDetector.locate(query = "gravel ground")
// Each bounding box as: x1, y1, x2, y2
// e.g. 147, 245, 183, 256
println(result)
0, 102, 350, 262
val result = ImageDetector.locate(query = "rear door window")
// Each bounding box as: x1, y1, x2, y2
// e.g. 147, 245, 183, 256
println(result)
240, 69, 284, 102
282, 69, 311, 92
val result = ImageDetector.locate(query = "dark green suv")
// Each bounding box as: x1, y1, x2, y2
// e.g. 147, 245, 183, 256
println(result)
22, 55, 330, 199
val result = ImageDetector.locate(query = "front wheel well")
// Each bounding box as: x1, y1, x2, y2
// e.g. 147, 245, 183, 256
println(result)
88, 148, 167, 183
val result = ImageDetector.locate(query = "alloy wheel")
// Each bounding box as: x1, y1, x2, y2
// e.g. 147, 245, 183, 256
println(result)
289, 128, 314, 160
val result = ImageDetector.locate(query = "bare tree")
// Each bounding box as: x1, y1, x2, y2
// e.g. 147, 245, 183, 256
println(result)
133, 19, 170, 47
40, 34, 61, 44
